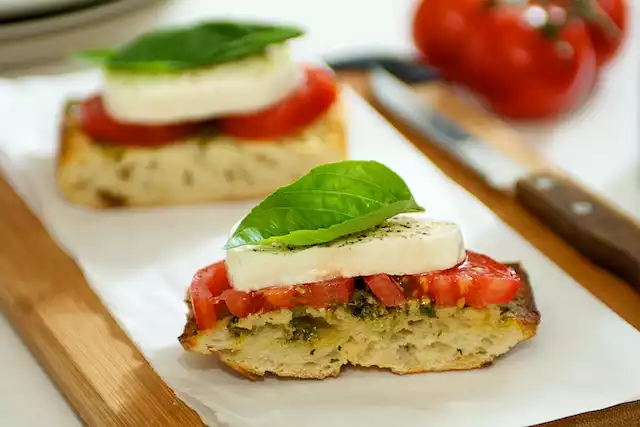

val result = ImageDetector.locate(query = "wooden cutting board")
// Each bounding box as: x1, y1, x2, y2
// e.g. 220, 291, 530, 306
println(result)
0, 73, 638, 427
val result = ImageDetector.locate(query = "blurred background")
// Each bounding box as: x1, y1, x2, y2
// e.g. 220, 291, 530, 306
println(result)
0, 0, 637, 216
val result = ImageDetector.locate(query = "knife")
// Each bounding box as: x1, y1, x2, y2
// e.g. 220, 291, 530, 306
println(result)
328, 55, 438, 84
369, 66, 640, 291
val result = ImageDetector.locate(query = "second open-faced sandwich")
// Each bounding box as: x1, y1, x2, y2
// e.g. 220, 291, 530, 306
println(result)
179, 160, 540, 379
58, 20, 346, 208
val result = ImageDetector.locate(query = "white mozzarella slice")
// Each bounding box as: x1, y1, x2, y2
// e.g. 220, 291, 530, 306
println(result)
225, 215, 466, 291
102, 44, 303, 124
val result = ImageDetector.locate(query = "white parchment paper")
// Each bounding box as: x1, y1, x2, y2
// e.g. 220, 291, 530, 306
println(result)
1, 69, 639, 427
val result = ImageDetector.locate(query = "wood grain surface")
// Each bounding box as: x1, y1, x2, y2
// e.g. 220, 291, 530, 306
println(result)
0, 175, 202, 426
0, 72, 638, 427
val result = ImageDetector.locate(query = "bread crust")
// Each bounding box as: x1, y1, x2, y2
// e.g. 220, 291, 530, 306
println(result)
56, 97, 347, 209
179, 263, 540, 380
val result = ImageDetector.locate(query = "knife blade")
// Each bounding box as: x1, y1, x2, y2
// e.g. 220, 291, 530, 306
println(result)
327, 55, 438, 84
369, 66, 640, 291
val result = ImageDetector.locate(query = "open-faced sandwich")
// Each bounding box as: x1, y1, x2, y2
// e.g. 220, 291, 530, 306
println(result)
57, 21, 346, 208
179, 160, 540, 379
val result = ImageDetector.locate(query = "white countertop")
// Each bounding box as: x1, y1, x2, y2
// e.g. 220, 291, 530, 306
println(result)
1, 0, 637, 425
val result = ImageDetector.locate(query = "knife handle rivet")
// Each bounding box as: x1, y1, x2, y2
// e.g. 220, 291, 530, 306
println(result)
571, 201, 593, 216
534, 176, 555, 190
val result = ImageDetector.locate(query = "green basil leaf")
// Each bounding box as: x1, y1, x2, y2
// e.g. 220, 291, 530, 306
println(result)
75, 49, 115, 64
225, 161, 425, 249
77, 21, 304, 73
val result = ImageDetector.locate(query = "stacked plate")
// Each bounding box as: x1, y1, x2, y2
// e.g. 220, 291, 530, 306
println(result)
0, 0, 102, 21
0, 0, 160, 72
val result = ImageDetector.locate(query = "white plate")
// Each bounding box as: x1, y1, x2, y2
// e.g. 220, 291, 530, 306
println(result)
0, 0, 158, 41
0, 0, 163, 72
0, 0, 100, 20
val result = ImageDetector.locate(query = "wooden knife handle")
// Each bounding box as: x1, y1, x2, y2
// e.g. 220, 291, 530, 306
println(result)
516, 172, 640, 291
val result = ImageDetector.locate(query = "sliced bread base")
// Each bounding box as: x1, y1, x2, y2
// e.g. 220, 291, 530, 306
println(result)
56, 98, 347, 209
179, 264, 540, 380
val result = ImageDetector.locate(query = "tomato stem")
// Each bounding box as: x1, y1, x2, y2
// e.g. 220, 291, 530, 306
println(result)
540, 22, 562, 39
484, 0, 498, 9
569, 0, 621, 39
486, 0, 529, 7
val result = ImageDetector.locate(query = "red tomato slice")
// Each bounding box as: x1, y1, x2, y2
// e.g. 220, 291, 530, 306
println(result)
217, 65, 338, 140
465, 251, 514, 274
189, 261, 232, 330
189, 279, 218, 331
190, 251, 519, 327
415, 251, 520, 308
262, 287, 302, 309
428, 274, 463, 307
463, 251, 520, 307
306, 278, 355, 308
262, 278, 354, 310
79, 95, 199, 146
194, 261, 232, 297
466, 276, 520, 308
364, 275, 407, 307
220, 290, 264, 318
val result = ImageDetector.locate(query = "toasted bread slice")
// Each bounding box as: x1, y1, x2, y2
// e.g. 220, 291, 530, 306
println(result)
179, 264, 540, 380
56, 98, 347, 209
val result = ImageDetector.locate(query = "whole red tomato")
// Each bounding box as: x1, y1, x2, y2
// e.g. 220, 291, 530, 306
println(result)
460, 4, 597, 119
586, 0, 627, 67
411, 0, 609, 119
411, 0, 484, 82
